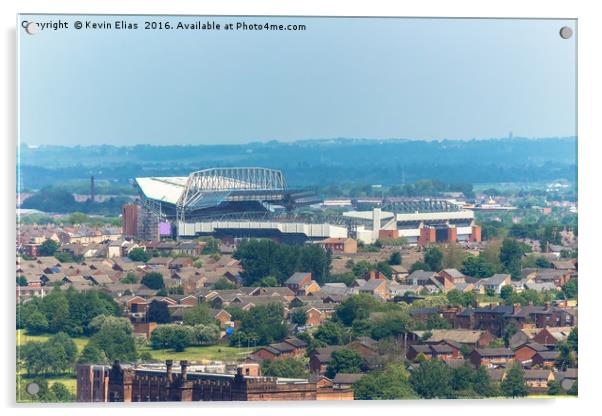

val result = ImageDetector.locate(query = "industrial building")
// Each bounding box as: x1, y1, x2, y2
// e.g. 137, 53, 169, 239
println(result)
77, 360, 353, 402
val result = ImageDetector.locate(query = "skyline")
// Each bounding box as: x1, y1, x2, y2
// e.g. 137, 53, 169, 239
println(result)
19, 134, 577, 149
19, 16, 576, 146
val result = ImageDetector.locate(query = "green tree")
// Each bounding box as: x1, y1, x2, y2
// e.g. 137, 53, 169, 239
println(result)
262, 357, 308, 378
120, 273, 138, 284
183, 303, 216, 326
500, 238, 527, 280
38, 239, 60, 256
567, 327, 578, 352
170, 326, 195, 352
335, 294, 383, 326
257, 276, 279, 287
500, 285, 513, 300
450, 363, 475, 392
353, 363, 417, 400
298, 243, 331, 285
86, 317, 136, 361
473, 365, 499, 397
441, 243, 467, 269
554, 342, 576, 371
45, 332, 78, 373
424, 247, 444, 272
388, 252, 402, 265
128, 247, 151, 262
314, 321, 348, 345
231, 303, 288, 346
49, 382, 75, 402
425, 314, 450, 330
290, 309, 308, 326
503, 323, 519, 347
501, 363, 528, 398
547, 380, 560, 395
213, 278, 237, 290
19, 342, 51, 375
17, 275, 28, 286
410, 359, 453, 399
325, 348, 365, 378
535, 257, 552, 268
192, 324, 220, 345
141, 272, 164, 290
461, 255, 496, 278
561, 279, 578, 299
24, 310, 49, 334
78, 343, 109, 364
147, 300, 171, 324
200, 237, 221, 254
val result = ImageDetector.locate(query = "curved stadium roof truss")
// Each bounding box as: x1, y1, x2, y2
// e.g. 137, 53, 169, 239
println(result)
177, 167, 287, 214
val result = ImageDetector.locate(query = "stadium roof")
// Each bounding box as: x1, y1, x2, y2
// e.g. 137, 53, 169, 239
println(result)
135, 177, 188, 205
135, 167, 288, 211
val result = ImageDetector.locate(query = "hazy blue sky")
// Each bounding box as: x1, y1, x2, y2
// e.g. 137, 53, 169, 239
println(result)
18, 16, 576, 145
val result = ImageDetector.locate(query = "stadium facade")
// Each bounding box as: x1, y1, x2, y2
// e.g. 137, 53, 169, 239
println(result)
127, 167, 481, 245
128, 167, 345, 242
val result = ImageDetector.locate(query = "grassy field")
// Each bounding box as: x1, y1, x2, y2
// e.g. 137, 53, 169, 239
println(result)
139, 344, 254, 362
16, 329, 89, 351
528, 395, 575, 399
16, 329, 254, 363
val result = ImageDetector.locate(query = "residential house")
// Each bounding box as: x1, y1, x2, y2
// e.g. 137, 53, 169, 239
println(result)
531, 351, 560, 368
475, 274, 511, 295
390, 265, 409, 282
513, 342, 548, 364
316, 238, 358, 254
523, 369, 555, 392
532, 326, 574, 347
409, 329, 495, 348
309, 346, 345, 374
469, 348, 514, 368
285, 272, 313, 294
332, 373, 365, 389
357, 279, 389, 300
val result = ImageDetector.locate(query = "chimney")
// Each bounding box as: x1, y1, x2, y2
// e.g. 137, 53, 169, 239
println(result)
180, 360, 188, 379
544, 302, 551, 311
513, 303, 521, 315
90, 175, 95, 203
165, 359, 173, 382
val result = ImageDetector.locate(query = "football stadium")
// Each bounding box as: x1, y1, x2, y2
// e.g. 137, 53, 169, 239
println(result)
130, 167, 346, 242
127, 166, 481, 245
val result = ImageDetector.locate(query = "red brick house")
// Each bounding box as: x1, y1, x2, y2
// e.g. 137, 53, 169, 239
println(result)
213, 309, 232, 328
513, 342, 548, 364
317, 238, 358, 254
285, 273, 313, 294
348, 337, 378, 359
305, 307, 326, 327
532, 327, 573, 347
469, 348, 514, 368
531, 351, 560, 368
251, 337, 308, 361
309, 346, 345, 374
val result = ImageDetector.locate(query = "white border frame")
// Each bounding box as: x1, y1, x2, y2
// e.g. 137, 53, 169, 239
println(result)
2, 1, 600, 415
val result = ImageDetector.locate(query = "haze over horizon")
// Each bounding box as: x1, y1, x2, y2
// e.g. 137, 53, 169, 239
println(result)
19, 16, 576, 146
19, 135, 577, 149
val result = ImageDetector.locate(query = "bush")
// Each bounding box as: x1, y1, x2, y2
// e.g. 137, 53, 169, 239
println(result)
128, 248, 151, 263
262, 358, 308, 379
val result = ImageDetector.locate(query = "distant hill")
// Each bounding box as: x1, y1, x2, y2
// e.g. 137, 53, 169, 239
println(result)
17, 137, 576, 190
